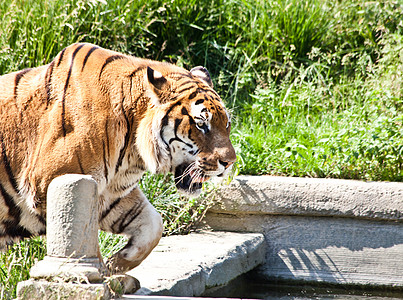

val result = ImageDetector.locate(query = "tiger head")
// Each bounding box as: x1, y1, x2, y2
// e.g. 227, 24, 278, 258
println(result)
137, 65, 236, 196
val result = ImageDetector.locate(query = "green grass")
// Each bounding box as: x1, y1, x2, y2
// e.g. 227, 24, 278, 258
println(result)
234, 78, 403, 180
0, 238, 45, 299
1, 0, 403, 297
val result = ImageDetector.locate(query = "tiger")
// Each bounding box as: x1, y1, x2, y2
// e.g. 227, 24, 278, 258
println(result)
0, 43, 236, 274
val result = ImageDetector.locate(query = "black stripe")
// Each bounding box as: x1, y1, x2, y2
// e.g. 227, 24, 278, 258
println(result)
159, 100, 183, 147
121, 237, 135, 251
115, 84, 131, 173
174, 118, 182, 132
61, 44, 85, 136
196, 87, 208, 94
202, 160, 216, 167
14, 68, 31, 100
118, 204, 144, 233
128, 66, 146, 77
36, 214, 46, 226
181, 107, 189, 115
37, 228, 46, 235
101, 197, 122, 221
111, 202, 143, 234
176, 85, 195, 95
45, 61, 55, 106
0, 134, 18, 193
112, 181, 136, 193
208, 97, 222, 113
189, 115, 195, 125
164, 101, 182, 117
188, 91, 198, 100
170, 71, 193, 79
168, 118, 194, 148
178, 79, 196, 86
105, 119, 110, 161
0, 183, 20, 223
161, 101, 181, 121
195, 99, 204, 105
161, 115, 169, 127
76, 153, 85, 174
102, 141, 109, 183
1, 221, 32, 239
82, 45, 99, 71
209, 88, 220, 98
99, 55, 126, 79
57, 47, 67, 67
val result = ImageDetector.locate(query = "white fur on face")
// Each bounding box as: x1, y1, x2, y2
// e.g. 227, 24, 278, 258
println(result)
191, 101, 212, 133
161, 115, 197, 170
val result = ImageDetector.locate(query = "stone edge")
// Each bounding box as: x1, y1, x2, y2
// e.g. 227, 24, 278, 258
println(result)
134, 233, 266, 297
209, 175, 403, 221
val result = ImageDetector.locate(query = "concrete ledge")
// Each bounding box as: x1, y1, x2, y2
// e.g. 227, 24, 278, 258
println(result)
210, 175, 403, 221
203, 176, 403, 288
125, 231, 265, 297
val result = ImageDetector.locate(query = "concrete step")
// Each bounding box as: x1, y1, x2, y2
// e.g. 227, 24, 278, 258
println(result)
123, 231, 265, 298
204, 175, 403, 288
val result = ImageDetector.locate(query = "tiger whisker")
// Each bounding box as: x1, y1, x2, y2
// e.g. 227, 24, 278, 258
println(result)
192, 149, 201, 157
189, 168, 205, 191
174, 161, 197, 182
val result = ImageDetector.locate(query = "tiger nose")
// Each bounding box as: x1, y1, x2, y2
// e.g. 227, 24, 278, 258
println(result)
219, 159, 234, 169
217, 144, 236, 168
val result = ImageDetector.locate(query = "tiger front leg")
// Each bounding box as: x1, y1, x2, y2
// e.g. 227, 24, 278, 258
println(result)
100, 188, 163, 275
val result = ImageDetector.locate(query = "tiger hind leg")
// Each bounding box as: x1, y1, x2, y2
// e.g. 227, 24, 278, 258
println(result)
100, 188, 163, 274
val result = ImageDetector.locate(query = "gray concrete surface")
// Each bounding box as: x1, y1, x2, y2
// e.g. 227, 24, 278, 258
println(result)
210, 175, 403, 221
46, 174, 100, 258
125, 231, 265, 297
17, 280, 109, 300
205, 214, 403, 287
203, 175, 403, 288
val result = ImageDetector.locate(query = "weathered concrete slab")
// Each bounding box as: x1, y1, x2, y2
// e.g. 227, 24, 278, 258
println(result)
210, 175, 403, 221
17, 279, 109, 300
204, 175, 403, 288
125, 231, 265, 297
205, 214, 403, 287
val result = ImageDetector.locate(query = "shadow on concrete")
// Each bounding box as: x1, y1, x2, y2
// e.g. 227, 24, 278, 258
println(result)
261, 216, 403, 285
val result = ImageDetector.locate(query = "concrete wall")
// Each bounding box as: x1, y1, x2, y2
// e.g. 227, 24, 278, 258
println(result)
203, 176, 403, 288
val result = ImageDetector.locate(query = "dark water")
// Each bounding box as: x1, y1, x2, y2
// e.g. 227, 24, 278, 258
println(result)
203, 274, 403, 300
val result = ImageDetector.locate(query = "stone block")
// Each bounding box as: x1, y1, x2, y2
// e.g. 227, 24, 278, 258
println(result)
17, 279, 110, 300
46, 174, 99, 258
30, 174, 105, 283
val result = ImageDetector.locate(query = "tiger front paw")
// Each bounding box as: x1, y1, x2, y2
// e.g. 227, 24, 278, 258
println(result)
107, 273, 141, 295
106, 254, 143, 275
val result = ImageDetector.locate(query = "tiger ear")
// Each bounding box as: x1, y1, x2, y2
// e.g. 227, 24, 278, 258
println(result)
146, 66, 170, 105
190, 66, 213, 88
147, 66, 168, 90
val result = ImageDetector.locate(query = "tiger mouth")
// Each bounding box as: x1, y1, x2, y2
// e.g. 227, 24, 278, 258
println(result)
174, 163, 210, 195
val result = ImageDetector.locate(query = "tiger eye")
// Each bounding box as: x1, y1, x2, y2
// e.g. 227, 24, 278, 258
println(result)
196, 120, 205, 128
